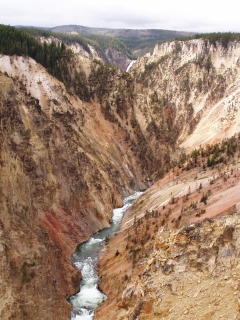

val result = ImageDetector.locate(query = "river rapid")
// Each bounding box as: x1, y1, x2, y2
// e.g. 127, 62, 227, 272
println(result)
70, 191, 143, 320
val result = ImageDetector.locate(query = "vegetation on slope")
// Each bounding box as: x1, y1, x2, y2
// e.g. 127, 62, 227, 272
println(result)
0, 25, 94, 101
82, 34, 134, 59
18, 27, 91, 53
170, 134, 240, 173
118, 29, 192, 55
50, 25, 193, 56
19, 26, 135, 60
0, 24, 73, 83
177, 32, 240, 48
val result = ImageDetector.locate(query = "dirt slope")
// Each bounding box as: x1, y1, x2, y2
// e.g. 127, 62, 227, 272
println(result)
96, 141, 240, 319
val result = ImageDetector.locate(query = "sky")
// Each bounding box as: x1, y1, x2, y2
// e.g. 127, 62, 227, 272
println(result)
1, 0, 240, 33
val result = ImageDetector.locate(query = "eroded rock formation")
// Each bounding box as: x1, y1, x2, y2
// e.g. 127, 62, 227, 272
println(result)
97, 213, 240, 319
0, 56, 146, 319
96, 148, 240, 319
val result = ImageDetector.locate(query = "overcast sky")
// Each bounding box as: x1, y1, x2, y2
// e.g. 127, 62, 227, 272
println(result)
1, 0, 240, 33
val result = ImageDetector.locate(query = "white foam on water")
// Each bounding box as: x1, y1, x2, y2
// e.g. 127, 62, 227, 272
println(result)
73, 308, 94, 320
75, 258, 98, 284
71, 284, 106, 309
112, 207, 125, 224
88, 238, 102, 244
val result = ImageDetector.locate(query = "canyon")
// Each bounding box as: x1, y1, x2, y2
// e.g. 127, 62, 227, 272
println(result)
1, 31, 240, 319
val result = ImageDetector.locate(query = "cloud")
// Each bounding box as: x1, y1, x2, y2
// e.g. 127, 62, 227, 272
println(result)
1, 0, 240, 32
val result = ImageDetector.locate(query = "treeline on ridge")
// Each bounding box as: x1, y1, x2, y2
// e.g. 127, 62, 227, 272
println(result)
170, 134, 240, 173
0, 24, 72, 82
176, 32, 240, 48
19, 27, 135, 60
18, 27, 91, 54
0, 25, 133, 103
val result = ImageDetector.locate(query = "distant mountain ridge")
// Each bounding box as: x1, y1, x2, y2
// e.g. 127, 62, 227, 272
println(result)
14, 24, 193, 68
49, 24, 194, 56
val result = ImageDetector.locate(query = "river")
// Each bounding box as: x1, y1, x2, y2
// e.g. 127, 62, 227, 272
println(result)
70, 191, 143, 320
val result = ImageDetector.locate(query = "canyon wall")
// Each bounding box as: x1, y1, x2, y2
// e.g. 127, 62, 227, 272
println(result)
96, 210, 240, 320
1, 37, 240, 319
0, 55, 146, 319
39, 35, 131, 71
96, 134, 240, 320
131, 39, 240, 155
96, 39, 240, 319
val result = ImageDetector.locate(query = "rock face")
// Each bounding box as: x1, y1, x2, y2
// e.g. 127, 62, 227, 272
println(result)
96, 131, 240, 319
0, 55, 147, 319
97, 214, 240, 320
39, 36, 131, 71
130, 39, 240, 154
96, 186, 240, 319
0, 73, 80, 319
105, 48, 131, 71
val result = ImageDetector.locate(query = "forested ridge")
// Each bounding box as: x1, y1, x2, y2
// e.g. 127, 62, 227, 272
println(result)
0, 25, 95, 101
0, 25, 136, 102
176, 32, 240, 47
0, 24, 72, 83
50, 25, 193, 56
18, 27, 92, 53
19, 26, 135, 60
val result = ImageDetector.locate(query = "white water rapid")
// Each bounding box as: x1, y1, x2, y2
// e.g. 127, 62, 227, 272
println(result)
70, 191, 143, 320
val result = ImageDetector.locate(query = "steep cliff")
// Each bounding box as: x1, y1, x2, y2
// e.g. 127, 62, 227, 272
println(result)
96, 137, 240, 319
130, 39, 240, 155
97, 212, 240, 319
0, 72, 80, 319
96, 38, 240, 319
0, 55, 147, 319
37, 33, 132, 71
